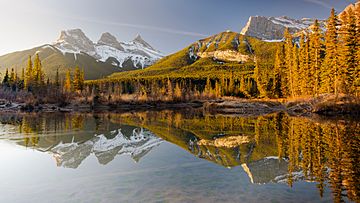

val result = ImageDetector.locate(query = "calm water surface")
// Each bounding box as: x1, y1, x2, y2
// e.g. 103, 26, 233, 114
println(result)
0, 111, 358, 203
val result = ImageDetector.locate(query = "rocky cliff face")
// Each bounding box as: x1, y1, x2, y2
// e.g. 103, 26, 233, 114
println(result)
55, 29, 96, 55
188, 31, 252, 63
197, 50, 250, 63
240, 16, 325, 41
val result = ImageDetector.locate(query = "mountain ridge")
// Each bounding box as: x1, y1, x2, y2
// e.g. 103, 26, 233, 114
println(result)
107, 31, 279, 80
0, 29, 163, 79
240, 15, 326, 41
53, 28, 164, 69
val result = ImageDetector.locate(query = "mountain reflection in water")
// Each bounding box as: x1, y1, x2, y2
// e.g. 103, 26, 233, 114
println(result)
0, 111, 358, 202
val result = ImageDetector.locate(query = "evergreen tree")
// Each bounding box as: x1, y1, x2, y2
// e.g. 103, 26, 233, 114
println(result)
254, 59, 266, 97
304, 33, 312, 95
167, 78, 173, 98
9, 68, 15, 84
205, 77, 212, 96
64, 69, 72, 92
24, 55, 33, 90
322, 8, 339, 94
55, 68, 60, 88
309, 19, 323, 95
291, 44, 300, 97
33, 53, 44, 87
21, 68, 25, 81
80, 69, 85, 91
215, 80, 221, 98
239, 74, 247, 97
228, 71, 234, 95
2, 68, 9, 86
299, 33, 306, 95
174, 82, 182, 100
284, 28, 292, 97
273, 45, 285, 98
356, 3, 360, 95
221, 74, 227, 96
339, 9, 357, 94
73, 66, 82, 91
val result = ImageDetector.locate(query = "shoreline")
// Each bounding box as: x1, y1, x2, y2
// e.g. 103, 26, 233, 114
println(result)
1, 95, 359, 117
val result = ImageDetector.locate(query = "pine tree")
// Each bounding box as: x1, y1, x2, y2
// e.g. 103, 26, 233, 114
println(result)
254, 59, 266, 97
299, 33, 307, 95
273, 45, 285, 98
215, 80, 221, 98
322, 8, 339, 94
167, 78, 173, 99
80, 69, 85, 91
174, 82, 182, 100
356, 3, 360, 95
304, 32, 312, 95
240, 74, 247, 97
221, 74, 227, 96
64, 69, 72, 92
204, 77, 212, 97
73, 66, 81, 91
33, 54, 44, 87
291, 44, 300, 97
309, 19, 323, 95
340, 9, 357, 94
24, 55, 33, 90
228, 71, 234, 95
21, 68, 25, 81
2, 68, 9, 86
55, 68, 60, 88
284, 28, 292, 97
9, 68, 15, 84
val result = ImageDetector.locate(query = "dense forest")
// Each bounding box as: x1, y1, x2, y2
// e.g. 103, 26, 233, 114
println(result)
86, 6, 359, 103
0, 6, 359, 107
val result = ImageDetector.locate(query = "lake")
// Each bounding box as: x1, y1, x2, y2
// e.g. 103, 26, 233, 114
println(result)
0, 111, 358, 203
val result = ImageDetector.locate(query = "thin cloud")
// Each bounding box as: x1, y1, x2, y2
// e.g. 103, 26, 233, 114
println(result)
303, 0, 333, 9
65, 15, 208, 38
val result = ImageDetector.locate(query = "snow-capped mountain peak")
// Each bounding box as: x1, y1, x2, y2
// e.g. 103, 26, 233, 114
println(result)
98, 32, 124, 51
54, 28, 96, 55
132, 34, 155, 51
53, 28, 163, 69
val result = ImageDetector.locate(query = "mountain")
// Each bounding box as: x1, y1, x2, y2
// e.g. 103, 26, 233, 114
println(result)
54, 29, 163, 69
240, 16, 326, 41
107, 31, 279, 80
242, 157, 303, 184
240, 2, 360, 41
0, 29, 163, 80
50, 128, 163, 169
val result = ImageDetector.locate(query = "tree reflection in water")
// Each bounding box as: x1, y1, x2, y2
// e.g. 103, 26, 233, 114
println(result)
0, 111, 358, 202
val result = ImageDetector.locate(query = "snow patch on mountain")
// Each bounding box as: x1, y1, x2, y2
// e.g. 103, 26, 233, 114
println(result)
53, 29, 163, 69
271, 16, 312, 30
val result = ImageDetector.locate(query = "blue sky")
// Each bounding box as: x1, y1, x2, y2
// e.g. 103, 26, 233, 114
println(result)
0, 0, 355, 55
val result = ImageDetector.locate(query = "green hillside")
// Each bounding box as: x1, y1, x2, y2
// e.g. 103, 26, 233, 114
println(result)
105, 31, 279, 81
0, 44, 135, 80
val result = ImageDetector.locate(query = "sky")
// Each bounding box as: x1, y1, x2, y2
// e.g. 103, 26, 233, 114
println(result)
0, 0, 356, 55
